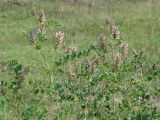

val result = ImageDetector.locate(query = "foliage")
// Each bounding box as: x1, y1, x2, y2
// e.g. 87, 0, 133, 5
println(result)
0, 0, 160, 120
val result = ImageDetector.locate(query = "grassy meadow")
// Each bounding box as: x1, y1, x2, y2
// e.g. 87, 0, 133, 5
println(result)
0, 0, 160, 119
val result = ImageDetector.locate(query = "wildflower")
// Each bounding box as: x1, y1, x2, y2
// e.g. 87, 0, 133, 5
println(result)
31, 7, 37, 16
22, 64, 31, 75
98, 33, 106, 49
84, 59, 98, 73
28, 27, 47, 48
27, 30, 38, 46
67, 62, 76, 80
100, 53, 107, 61
86, 95, 95, 102
38, 10, 46, 25
120, 42, 128, 58
38, 25, 46, 35
84, 59, 92, 70
65, 46, 77, 55
16, 74, 25, 86
110, 25, 120, 39
55, 31, 65, 49
106, 19, 120, 39
138, 96, 144, 102
115, 30, 120, 39
114, 52, 123, 70
106, 18, 111, 25
16, 64, 31, 86
86, 92, 96, 102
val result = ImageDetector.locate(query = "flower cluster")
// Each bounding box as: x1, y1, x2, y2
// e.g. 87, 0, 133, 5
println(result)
114, 52, 123, 71
27, 30, 38, 45
106, 19, 120, 39
38, 11, 46, 25
86, 94, 96, 102
31, 8, 46, 35
38, 25, 46, 35
55, 31, 65, 49
31, 7, 37, 16
29, 9, 47, 48
65, 46, 78, 55
114, 42, 129, 70
84, 59, 99, 73
22, 64, 31, 75
120, 42, 129, 58
15, 64, 31, 86
67, 62, 76, 80
98, 32, 107, 49
38, 11, 46, 36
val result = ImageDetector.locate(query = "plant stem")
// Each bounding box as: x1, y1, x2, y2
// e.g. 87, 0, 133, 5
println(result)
40, 46, 53, 83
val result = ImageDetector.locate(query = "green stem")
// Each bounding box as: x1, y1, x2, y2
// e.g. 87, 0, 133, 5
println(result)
40, 46, 53, 83
84, 103, 88, 120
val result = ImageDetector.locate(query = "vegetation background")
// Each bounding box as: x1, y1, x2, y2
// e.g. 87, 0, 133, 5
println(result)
0, 0, 160, 61
0, 0, 160, 120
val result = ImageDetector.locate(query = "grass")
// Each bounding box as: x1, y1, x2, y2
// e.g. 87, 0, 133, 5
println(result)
1, 1, 160, 62
0, 0, 160, 120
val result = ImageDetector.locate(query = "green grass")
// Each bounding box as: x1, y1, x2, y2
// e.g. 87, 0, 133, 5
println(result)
0, 0, 160, 120
1, 0, 160, 62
